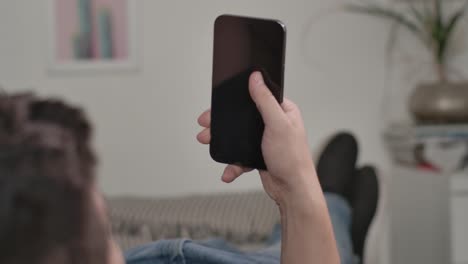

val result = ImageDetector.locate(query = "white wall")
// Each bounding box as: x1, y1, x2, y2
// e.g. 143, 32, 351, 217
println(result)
0, 0, 390, 196
1, 1, 391, 262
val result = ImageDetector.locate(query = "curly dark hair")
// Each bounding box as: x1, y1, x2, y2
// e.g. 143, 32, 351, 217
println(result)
0, 93, 108, 263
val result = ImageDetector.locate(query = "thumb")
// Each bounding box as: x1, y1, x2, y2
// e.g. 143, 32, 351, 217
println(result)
249, 72, 286, 126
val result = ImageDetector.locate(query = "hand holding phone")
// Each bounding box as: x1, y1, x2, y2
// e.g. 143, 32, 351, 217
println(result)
198, 72, 317, 204
210, 15, 287, 170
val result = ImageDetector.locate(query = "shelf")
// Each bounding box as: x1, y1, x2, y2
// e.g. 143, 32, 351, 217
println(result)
385, 124, 468, 141
384, 124, 468, 173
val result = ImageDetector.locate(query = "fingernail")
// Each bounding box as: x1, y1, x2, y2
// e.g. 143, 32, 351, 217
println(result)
253, 72, 264, 85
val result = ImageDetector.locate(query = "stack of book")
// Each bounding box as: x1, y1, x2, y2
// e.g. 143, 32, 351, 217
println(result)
384, 124, 468, 173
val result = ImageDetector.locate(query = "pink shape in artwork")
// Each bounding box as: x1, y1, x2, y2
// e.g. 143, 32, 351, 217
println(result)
55, 0, 129, 61
55, 0, 77, 61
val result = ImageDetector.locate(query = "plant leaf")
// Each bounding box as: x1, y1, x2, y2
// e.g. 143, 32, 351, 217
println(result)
435, 0, 442, 18
439, 0, 468, 63
445, 0, 468, 39
409, 2, 433, 45
410, 3, 425, 26
425, 0, 443, 63
346, 4, 423, 37
432, 0, 443, 38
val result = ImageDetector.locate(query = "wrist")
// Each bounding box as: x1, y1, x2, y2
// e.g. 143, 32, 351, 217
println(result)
278, 186, 340, 264
278, 185, 327, 218
277, 165, 324, 212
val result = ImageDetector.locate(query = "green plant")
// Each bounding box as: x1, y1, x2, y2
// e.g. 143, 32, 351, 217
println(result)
347, 0, 468, 82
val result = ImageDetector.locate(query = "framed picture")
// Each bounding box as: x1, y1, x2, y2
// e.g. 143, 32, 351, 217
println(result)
48, 0, 138, 72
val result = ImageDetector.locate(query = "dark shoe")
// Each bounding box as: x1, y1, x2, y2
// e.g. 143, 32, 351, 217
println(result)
316, 132, 358, 201
351, 166, 379, 261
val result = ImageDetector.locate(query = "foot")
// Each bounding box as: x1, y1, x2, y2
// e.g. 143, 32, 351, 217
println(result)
316, 132, 358, 200
350, 166, 379, 260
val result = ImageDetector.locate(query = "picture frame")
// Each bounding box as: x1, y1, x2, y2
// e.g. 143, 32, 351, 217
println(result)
47, 0, 138, 72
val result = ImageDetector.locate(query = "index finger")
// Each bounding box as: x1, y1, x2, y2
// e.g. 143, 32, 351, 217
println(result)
197, 109, 211, 128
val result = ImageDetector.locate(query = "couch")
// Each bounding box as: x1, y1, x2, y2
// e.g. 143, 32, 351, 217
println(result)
109, 190, 280, 252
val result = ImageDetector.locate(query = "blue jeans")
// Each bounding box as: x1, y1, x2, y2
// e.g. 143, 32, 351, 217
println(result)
125, 193, 357, 264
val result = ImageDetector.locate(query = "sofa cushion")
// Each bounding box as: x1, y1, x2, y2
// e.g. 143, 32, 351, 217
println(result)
108, 190, 279, 251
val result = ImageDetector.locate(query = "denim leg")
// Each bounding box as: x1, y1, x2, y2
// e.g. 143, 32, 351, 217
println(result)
264, 192, 357, 264
267, 223, 282, 245
325, 192, 358, 264
125, 239, 188, 264
125, 193, 357, 264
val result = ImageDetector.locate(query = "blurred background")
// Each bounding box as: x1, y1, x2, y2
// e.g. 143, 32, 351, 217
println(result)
2, 0, 468, 263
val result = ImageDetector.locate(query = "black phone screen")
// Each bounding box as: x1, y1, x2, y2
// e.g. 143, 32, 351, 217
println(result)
210, 15, 286, 170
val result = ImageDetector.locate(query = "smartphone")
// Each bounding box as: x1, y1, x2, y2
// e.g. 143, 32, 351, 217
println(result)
210, 14, 286, 170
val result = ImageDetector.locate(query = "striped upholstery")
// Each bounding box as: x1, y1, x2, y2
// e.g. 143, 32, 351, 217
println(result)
108, 191, 280, 251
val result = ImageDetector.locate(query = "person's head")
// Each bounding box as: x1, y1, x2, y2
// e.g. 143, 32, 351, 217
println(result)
0, 93, 123, 264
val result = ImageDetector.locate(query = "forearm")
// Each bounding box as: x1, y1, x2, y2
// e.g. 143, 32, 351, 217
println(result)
279, 179, 340, 264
